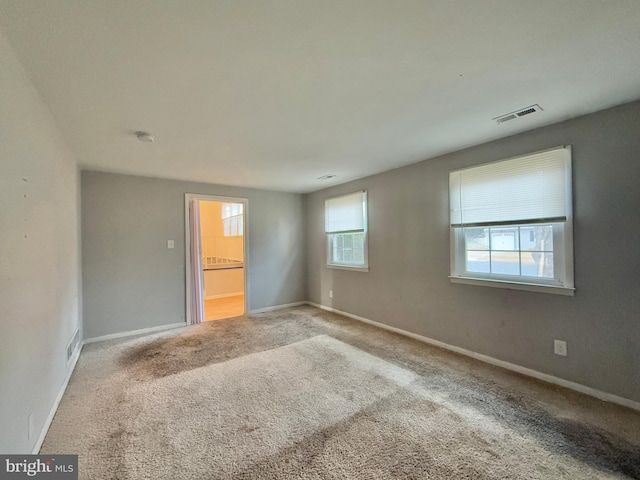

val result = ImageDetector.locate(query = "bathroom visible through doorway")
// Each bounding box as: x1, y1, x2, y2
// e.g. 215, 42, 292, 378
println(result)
185, 194, 247, 324
200, 200, 245, 321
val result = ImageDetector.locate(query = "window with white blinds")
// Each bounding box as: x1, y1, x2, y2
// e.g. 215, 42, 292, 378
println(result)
449, 146, 574, 295
325, 191, 368, 270
450, 147, 570, 227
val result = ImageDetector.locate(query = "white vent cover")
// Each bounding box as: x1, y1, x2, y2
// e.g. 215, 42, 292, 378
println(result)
317, 174, 336, 181
493, 104, 543, 124
66, 328, 80, 363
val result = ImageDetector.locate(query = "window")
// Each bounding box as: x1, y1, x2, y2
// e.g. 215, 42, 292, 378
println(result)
325, 191, 368, 270
449, 146, 574, 295
222, 203, 243, 236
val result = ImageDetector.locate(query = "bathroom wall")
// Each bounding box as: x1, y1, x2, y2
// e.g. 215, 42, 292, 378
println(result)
204, 268, 244, 299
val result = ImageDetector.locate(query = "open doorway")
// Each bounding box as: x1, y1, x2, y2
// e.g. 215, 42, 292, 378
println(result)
200, 200, 245, 321
185, 194, 247, 324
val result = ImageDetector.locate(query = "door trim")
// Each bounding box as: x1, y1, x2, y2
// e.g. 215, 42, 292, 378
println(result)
185, 193, 249, 324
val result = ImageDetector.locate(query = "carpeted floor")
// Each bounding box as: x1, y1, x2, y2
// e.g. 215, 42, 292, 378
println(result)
42, 306, 640, 479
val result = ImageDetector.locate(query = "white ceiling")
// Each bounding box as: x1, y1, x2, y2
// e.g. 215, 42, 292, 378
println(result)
2, 1, 640, 193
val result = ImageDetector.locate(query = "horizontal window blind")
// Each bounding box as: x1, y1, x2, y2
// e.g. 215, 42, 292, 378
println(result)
450, 146, 571, 227
325, 191, 366, 233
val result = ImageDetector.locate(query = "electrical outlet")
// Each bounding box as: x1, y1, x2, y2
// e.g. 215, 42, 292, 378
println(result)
554, 340, 567, 357
329, 290, 333, 298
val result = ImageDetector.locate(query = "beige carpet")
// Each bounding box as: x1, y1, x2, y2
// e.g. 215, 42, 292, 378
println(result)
42, 306, 640, 479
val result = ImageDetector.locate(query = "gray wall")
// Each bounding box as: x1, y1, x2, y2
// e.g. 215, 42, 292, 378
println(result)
0, 27, 81, 453
306, 100, 640, 403
82, 171, 306, 339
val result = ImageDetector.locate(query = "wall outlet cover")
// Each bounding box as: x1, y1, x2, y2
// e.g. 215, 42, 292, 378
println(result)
554, 339, 567, 357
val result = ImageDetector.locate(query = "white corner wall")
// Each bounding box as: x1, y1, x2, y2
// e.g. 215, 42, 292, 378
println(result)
0, 28, 81, 453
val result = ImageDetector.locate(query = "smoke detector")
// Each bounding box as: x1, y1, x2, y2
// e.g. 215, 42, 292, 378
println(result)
135, 131, 155, 142
493, 104, 543, 124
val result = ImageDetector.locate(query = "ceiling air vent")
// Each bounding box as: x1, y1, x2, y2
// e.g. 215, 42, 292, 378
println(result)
493, 104, 543, 124
317, 174, 336, 181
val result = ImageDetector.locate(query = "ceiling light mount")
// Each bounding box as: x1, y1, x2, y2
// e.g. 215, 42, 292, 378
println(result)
135, 131, 155, 142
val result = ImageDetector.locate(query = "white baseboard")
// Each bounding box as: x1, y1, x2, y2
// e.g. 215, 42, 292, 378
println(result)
83, 322, 186, 345
32, 342, 83, 454
306, 302, 640, 412
205, 292, 243, 300
249, 301, 306, 314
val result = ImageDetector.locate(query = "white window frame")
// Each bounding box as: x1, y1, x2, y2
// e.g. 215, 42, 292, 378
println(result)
449, 147, 574, 296
325, 191, 369, 272
222, 203, 243, 237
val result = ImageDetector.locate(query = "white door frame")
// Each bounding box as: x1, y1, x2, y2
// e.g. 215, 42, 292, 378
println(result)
185, 193, 249, 324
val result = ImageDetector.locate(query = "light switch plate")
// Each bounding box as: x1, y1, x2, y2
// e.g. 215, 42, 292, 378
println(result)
167, 240, 174, 249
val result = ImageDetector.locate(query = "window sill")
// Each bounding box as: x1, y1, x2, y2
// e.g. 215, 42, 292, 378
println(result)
449, 276, 574, 296
326, 264, 369, 273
